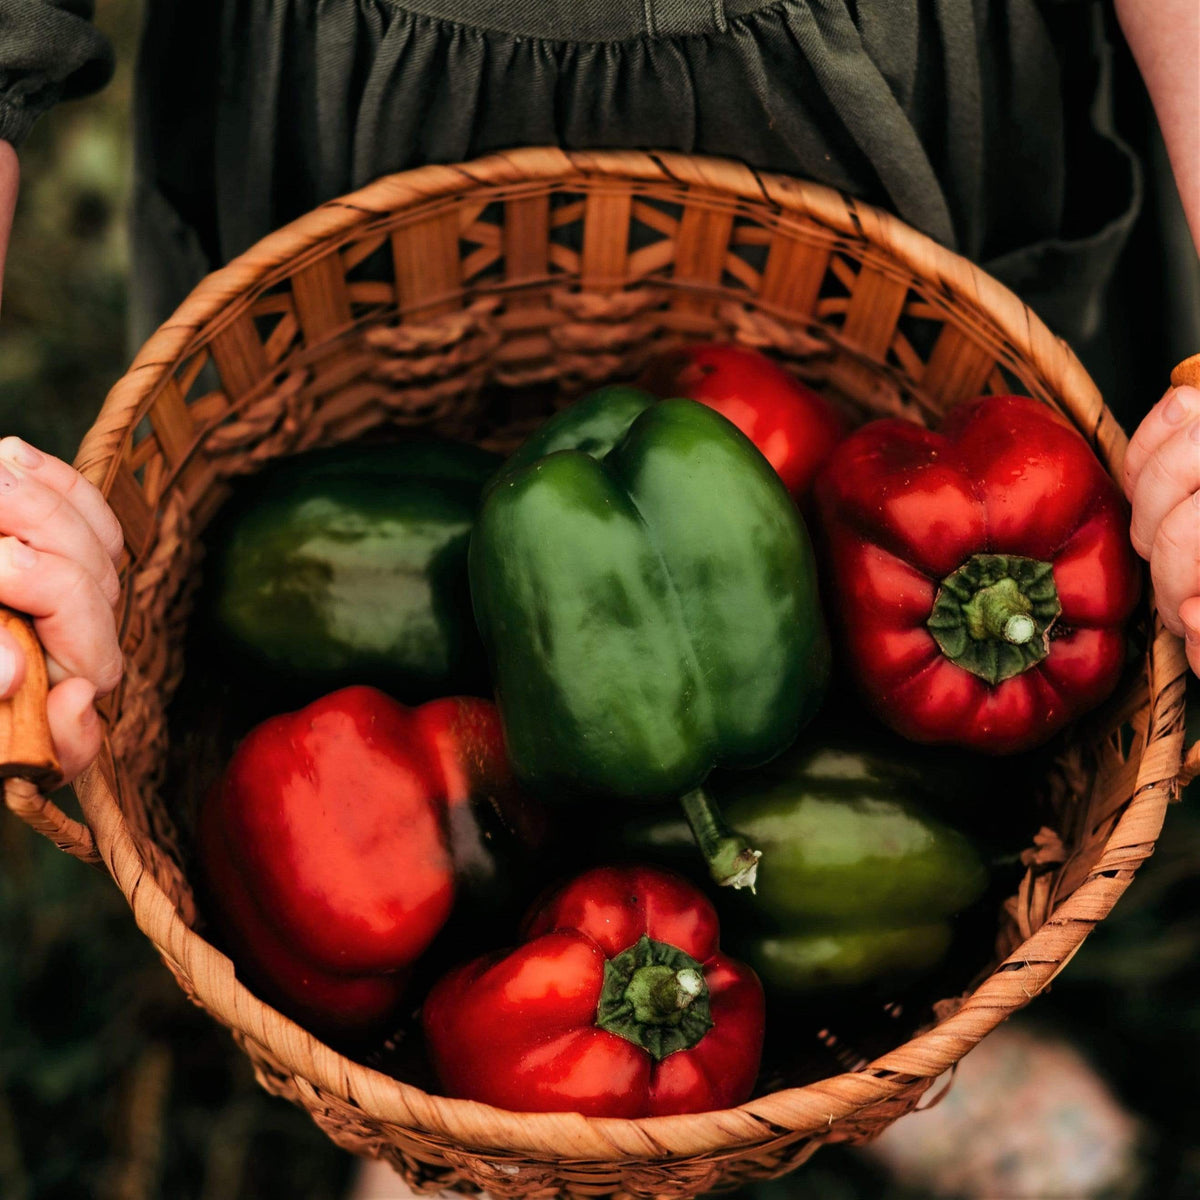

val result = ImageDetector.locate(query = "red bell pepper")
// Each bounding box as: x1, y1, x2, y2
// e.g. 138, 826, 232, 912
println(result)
640, 342, 846, 500
813, 396, 1141, 754
422, 865, 764, 1117
197, 685, 530, 1037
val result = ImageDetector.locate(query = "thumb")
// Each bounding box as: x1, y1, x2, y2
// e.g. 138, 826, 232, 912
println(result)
46, 676, 101, 783
0, 618, 28, 699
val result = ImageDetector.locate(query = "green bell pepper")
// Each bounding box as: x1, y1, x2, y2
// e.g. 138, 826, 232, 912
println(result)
622, 736, 990, 994
470, 393, 830, 883
206, 437, 500, 702
498, 384, 655, 472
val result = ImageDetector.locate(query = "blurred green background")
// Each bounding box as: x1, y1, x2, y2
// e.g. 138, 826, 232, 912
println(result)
1, 2, 1199, 1198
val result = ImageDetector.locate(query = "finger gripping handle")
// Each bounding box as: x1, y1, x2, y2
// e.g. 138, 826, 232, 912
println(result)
1172, 355, 1200, 792
0, 607, 100, 864
1182, 744, 1200, 791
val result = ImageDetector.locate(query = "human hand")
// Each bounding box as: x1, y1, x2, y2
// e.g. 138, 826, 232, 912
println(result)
1123, 383, 1200, 676
0, 439, 124, 781
0, 143, 123, 780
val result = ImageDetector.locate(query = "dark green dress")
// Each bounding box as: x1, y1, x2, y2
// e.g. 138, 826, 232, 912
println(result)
0, 0, 1141, 351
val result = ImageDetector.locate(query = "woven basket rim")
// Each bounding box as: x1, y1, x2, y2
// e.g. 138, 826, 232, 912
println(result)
73, 147, 1187, 1162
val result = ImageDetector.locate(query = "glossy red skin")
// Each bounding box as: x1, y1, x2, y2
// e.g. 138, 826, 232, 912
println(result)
422, 866, 765, 1117
198, 686, 513, 1035
641, 343, 846, 500
813, 396, 1141, 754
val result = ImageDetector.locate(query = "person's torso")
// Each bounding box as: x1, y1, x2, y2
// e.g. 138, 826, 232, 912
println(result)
130, 0, 1139, 346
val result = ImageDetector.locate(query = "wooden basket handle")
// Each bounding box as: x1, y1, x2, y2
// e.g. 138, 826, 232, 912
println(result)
1171, 354, 1200, 390
1171, 355, 1200, 788
0, 607, 100, 863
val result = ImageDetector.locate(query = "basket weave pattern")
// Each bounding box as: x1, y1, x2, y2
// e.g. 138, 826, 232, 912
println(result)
15, 148, 1189, 1197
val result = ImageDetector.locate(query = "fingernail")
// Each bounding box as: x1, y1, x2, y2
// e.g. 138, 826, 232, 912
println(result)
1165, 393, 1191, 424
0, 644, 16, 693
1186, 624, 1200, 646
0, 463, 19, 494
9, 440, 43, 469
5, 539, 36, 569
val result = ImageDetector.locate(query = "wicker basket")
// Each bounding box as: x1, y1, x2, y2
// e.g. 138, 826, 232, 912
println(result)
2, 147, 1194, 1199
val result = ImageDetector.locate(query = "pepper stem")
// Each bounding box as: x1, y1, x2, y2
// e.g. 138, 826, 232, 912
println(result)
1004, 614, 1036, 644
680, 788, 761, 892
962, 576, 1036, 644
594, 935, 714, 1061
926, 553, 1061, 685
624, 963, 705, 1025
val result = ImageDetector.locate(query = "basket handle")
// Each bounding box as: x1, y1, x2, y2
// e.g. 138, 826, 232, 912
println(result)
0, 607, 100, 863
1172, 354, 1200, 390
1171, 355, 1200, 789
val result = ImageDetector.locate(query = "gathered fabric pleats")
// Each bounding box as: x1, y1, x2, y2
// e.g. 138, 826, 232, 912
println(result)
129, 0, 1139, 347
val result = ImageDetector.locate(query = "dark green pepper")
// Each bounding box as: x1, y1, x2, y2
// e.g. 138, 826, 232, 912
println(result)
207, 437, 500, 702
498, 384, 655, 473
622, 738, 990, 994
470, 392, 829, 884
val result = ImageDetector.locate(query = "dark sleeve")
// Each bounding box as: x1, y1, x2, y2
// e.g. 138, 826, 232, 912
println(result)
0, 0, 113, 146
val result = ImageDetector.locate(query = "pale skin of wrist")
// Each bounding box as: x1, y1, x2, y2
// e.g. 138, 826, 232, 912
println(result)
1115, 0, 1200, 251
0, 140, 18, 313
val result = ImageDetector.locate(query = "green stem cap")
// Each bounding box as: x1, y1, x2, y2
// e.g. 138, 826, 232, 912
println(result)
594, 935, 714, 1061
926, 553, 1061, 684
680, 788, 761, 891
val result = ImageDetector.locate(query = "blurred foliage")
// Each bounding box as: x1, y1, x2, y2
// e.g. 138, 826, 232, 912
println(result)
1040, 719, 1200, 1199
0, 2, 136, 462
0, 2, 1197, 1199
0, 818, 353, 1200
